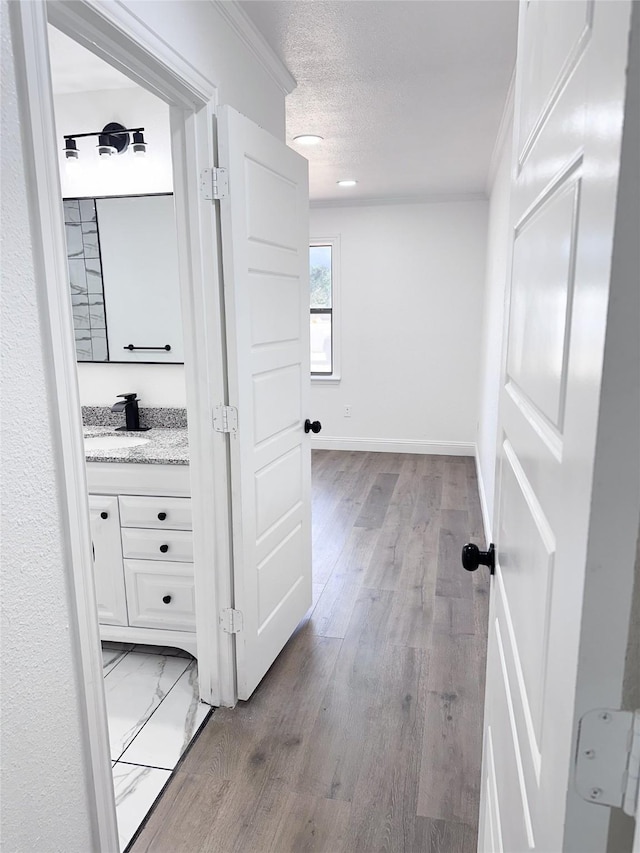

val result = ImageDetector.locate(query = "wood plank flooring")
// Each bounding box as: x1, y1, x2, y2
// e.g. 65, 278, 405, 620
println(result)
132, 451, 489, 853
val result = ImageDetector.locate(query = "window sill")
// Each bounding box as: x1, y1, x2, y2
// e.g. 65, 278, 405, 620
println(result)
311, 374, 341, 384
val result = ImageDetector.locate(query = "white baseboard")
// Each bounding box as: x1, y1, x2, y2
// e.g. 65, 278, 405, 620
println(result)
474, 444, 493, 546
310, 436, 475, 456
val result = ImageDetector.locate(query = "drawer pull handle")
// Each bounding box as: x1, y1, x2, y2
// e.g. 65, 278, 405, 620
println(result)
162, 594, 172, 604
159, 544, 169, 553
158, 512, 167, 521
100, 511, 109, 520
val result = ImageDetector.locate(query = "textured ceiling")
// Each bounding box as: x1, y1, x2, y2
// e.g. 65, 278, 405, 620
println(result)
48, 26, 137, 94
240, 0, 518, 202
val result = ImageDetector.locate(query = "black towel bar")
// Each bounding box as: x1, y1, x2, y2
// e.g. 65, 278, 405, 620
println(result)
124, 344, 171, 351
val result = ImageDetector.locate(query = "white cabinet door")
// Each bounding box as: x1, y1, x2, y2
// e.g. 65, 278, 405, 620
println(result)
217, 105, 312, 700
89, 495, 127, 626
478, 2, 634, 852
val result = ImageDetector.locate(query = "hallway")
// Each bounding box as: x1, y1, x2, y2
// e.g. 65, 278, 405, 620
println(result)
132, 450, 489, 852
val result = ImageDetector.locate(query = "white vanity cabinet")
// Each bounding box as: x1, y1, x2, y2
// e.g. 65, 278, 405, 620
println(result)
87, 462, 197, 656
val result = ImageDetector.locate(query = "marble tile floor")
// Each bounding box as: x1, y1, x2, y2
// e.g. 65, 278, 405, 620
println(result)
101, 642, 212, 852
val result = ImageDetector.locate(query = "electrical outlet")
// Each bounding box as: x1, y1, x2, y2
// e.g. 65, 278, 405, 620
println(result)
344, 405, 352, 418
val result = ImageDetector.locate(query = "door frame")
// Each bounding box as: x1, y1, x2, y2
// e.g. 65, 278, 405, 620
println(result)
11, 1, 237, 847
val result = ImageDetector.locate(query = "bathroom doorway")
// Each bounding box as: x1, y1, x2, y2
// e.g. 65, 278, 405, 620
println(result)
13, 2, 234, 847
45, 26, 221, 847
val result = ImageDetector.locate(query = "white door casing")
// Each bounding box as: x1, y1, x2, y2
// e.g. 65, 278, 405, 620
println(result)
479, 2, 635, 852
217, 105, 312, 700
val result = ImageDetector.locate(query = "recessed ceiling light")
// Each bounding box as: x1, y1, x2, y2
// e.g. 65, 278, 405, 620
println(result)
337, 180, 357, 187
293, 134, 324, 146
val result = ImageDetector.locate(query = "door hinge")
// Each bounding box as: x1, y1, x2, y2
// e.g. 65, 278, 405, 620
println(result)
213, 404, 238, 434
220, 608, 243, 634
575, 708, 640, 817
200, 167, 228, 200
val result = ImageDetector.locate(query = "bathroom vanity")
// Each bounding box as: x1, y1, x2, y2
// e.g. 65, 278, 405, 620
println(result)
85, 424, 197, 657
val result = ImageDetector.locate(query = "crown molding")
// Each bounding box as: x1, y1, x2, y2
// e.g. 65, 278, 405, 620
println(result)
486, 65, 516, 192
210, 1, 296, 95
310, 191, 487, 210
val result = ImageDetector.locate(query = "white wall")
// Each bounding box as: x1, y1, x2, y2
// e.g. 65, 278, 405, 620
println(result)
78, 363, 186, 407
121, 1, 286, 139
476, 117, 513, 533
52, 83, 188, 407
309, 200, 488, 454
1, 3, 96, 848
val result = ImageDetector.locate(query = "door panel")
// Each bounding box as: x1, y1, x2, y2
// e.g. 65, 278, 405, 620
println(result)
255, 446, 302, 538
250, 275, 300, 344
479, 1, 634, 850
507, 175, 580, 428
491, 617, 535, 852
498, 440, 555, 743
253, 363, 301, 443
481, 727, 504, 853
217, 105, 311, 701
517, 1, 593, 165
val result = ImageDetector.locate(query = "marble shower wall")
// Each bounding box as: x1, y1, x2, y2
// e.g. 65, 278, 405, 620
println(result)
64, 197, 108, 361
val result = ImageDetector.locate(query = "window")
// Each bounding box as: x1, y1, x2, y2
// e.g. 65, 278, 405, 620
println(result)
310, 238, 339, 378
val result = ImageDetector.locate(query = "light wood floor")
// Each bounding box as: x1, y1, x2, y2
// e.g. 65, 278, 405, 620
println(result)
132, 451, 489, 853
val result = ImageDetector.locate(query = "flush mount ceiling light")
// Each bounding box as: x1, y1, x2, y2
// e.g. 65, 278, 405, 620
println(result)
62, 122, 147, 160
293, 134, 324, 146
337, 179, 357, 187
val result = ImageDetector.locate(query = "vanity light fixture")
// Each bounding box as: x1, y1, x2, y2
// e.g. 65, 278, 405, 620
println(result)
97, 134, 117, 157
131, 130, 147, 155
97, 122, 129, 157
293, 134, 324, 146
62, 122, 147, 160
337, 179, 357, 187
63, 137, 78, 160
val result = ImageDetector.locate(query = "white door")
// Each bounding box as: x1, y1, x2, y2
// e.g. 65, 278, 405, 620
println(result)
89, 494, 128, 626
217, 105, 312, 700
478, 2, 635, 851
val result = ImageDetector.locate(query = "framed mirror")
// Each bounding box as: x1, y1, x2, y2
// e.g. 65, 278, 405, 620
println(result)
64, 192, 184, 363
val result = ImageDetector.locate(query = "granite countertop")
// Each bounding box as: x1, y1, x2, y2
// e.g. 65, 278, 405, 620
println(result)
83, 426, 190, 466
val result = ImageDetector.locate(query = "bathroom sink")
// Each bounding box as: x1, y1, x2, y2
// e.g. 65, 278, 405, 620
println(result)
84, 435, 151, 451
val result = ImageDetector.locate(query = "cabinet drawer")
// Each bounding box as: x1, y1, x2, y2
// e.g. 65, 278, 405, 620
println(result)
119, 495, 192, 530
124, 560, 195, 631
121, 528, 193, 562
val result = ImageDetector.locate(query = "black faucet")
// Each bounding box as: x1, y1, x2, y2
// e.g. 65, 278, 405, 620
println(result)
111, 393, 150, 432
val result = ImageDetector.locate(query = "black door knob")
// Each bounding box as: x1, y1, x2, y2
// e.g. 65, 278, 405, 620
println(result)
462, 542, 495, 574
304, 419, 322, 434
100, 511, 109, 519
159, 544, 169, 553
157, 512, 167, 521
162, 594, 172, 604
